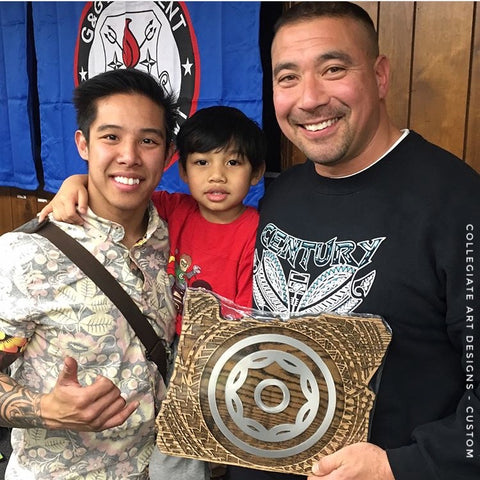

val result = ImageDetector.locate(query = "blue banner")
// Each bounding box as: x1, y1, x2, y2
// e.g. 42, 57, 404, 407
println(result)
32, 1, 86, 192
32, 1, 264, 206
0, 2, 37, 189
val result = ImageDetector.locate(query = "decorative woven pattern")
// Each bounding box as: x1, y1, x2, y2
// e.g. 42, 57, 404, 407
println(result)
157, 289, 391, 475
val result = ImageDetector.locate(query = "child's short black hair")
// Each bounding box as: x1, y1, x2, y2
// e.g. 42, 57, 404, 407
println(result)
176, 106, 266, 174
73, 68, 177, 146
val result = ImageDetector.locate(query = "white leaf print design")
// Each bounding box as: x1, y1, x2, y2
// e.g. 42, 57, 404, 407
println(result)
80, 314, 114, 337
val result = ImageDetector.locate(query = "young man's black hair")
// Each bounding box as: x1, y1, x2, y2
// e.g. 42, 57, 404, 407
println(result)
73, 68, 177, 146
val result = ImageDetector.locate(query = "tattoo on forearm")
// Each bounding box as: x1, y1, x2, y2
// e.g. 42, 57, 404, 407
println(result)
0, 373, 45, 428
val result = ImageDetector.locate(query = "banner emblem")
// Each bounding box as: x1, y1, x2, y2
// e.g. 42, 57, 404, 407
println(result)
75, 1, 199, 140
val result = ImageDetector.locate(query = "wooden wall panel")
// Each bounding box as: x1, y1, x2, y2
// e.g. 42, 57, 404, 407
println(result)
10, 190, 39, 229
410, 2, 473, 158
465, 4, 480, 171
378, 2, 414, 129
0, 188, 54, 235
0, 188, 14, 234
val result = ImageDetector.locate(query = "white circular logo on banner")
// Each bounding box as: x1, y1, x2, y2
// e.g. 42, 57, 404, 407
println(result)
75, 1, 199, 149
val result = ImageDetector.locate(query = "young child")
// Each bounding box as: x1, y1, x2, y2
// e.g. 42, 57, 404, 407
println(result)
154, 106, 266, 333
39, 105, 267, 480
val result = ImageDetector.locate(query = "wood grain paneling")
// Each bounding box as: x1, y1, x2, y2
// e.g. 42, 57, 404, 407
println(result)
465, 3, 480, 171
0, 188, 14, 234
378, 2, 414, 130
10, 189, 39, 229
410, 2, 473, 158
0, 188, 54, 235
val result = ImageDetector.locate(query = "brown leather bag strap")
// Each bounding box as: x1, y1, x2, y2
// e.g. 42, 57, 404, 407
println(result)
21, 218, 168, 380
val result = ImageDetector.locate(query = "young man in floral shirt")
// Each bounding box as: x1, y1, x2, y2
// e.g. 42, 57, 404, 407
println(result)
0, 69, 177, 479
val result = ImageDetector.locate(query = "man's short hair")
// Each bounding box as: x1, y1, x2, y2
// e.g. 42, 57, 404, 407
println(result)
73, 68, 177, 146
274, 2, 379, 58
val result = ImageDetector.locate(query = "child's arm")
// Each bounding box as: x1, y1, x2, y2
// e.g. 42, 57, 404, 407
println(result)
38, 174, 89, 224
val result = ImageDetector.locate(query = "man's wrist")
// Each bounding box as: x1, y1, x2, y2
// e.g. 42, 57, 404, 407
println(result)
0, 376, 45, 429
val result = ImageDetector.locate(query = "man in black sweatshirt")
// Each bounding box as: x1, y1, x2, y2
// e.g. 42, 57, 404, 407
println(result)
230, 2, 480, 480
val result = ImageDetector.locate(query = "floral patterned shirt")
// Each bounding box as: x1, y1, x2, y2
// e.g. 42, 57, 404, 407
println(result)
0, 205, 176, 479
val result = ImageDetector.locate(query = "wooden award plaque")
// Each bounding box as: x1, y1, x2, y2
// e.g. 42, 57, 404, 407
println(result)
157, 289, 391, 475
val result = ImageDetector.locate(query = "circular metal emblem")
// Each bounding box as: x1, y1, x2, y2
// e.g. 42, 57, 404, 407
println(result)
200, 327, 343, 466
157, 290, 392, 475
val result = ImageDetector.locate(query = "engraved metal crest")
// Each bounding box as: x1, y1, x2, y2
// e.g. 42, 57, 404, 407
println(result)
157, 289, 391, 475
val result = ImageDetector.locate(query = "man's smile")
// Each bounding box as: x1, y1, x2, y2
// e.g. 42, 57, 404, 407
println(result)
113, 176, 141, 186
302, 117, 340, 132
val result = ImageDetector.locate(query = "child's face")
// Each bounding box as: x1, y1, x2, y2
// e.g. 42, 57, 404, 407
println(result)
180, 146, 262, 223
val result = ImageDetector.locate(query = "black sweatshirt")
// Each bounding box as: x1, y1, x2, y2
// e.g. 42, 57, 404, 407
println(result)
253, 131, 480, 480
